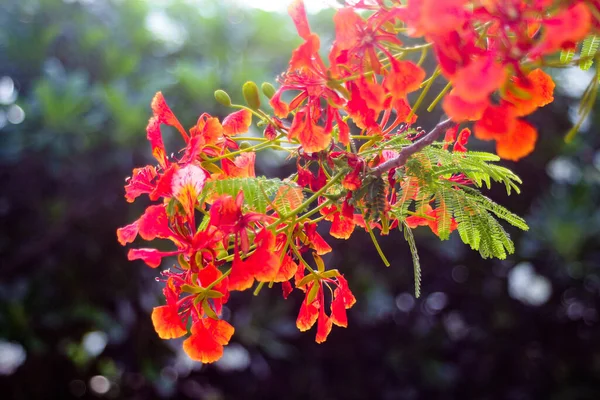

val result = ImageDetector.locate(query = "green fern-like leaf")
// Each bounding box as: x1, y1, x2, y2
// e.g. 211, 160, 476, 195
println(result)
402, 223, 421, 298
560, 47, 576, 64
436, 184, 526, 259
202, 177, 303, 215
580, 35, 600, 70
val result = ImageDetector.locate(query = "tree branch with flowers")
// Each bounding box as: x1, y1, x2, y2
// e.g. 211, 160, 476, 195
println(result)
117, 0, 600, 363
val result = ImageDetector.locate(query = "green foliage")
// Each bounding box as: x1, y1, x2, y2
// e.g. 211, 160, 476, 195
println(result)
559, 34, 600, 70
580, 35, 600, 70
377, 133, 528, 260
202, 177, 304, 215
401, 222, 421, 298
559, 47, 575, 64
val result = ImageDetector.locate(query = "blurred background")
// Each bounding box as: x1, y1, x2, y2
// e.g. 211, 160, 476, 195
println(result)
1, 0, 600, 399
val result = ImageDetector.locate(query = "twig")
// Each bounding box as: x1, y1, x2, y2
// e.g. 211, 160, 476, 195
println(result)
370, 118, 454, 175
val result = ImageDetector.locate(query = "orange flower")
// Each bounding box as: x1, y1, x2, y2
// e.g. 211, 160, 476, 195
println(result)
405, 205, 458, 238
221, 153, 256, 178
495, 119, 537, 161
442, 90, 488, 122
183, 318, 234, 363
124, 166, 157, 203
288, 109, 331, 153
503, 69, 555, 116
453, 128, 471, 153
533, 3, 591, 56
452, 54, 506, 103
303, 222, 332, 255
474, 103, 517, 141
222, 109, 252, 136
330, 276, 357, 328
296, 275, 356, 343
151, 305, 186, 339
228, 228, 280, 291
383, 59, 425, 100
151, 92, 188, 141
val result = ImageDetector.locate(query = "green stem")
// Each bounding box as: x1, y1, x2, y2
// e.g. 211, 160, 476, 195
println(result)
272, 170, 346, 226
363, 214, 391, 267
205, 267, 231, 291
291, 243, 319, 277
206, 133, 284, 162
427, 81, 452, 112
407, 67, 440, 121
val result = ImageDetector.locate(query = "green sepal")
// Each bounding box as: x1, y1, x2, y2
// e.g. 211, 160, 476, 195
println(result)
181, 284, 203, 294
205, 290, 224, 299
296, 274, 316, 288
178, 254, 190, 270
320, 269, 340, 279
202, 299, 218, 319
306, 281, 321, 304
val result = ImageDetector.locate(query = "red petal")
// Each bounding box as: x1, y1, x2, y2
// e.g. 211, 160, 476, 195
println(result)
474, 103, 517, 141
288, 0, 312, 40
172, 164, 207, 215
203, 318, 235, 345
221, 152, 256, 178
223, 109, 252, 136
452, 55, 506, 103
146, 117, 168, 168
330, 295, 348, 327
533, 3, 591, 56
332, 8, 362, 50
228, 254, 256, 291
125, 166, 157, 203
296, 298, 319, 331
150, 164, 177, 201
182, 319, 234, 363
209, 194, 242, 232
330, 213, 355, 239
442, 91, 488, 122
127, 248, 172, 268
250, 229, 280, 282
117, 221, 139, 246
503, 69, 555, 116
151, 305, 186, 339
304, 222, 332, 255
151, 92, 188, 141
289, 109, 331, 153
274, 253, 298, 283
315, 308, 333, 343
138, 205, 172, 241
453, 128, 471, 153
384, 59, 425, 99
495, 120, 537, 161
282, 281, 293, 299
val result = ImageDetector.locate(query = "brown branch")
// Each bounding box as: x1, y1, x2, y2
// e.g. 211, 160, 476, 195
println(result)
370, 118, 454, 175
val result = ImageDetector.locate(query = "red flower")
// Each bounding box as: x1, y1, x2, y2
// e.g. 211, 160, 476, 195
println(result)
152, 305, 186, 339
228, 228, 280, 291
405, 205, 458, 238
221, 153, 256, 179
295, 275, 356, 343
222, 109, 252, 136
183, 318, 234, 363
151, 92, 188, 142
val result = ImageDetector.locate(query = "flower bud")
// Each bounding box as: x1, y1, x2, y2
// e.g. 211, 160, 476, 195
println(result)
242, 81, 261, 109
261, 82, 276, 99
214, 89, 232, 107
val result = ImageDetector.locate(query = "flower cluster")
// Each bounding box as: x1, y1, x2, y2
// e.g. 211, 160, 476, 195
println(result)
118, 0, 597, 363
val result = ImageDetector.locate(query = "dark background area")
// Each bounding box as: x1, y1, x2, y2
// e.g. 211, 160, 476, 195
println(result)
1, 0, 600, 399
